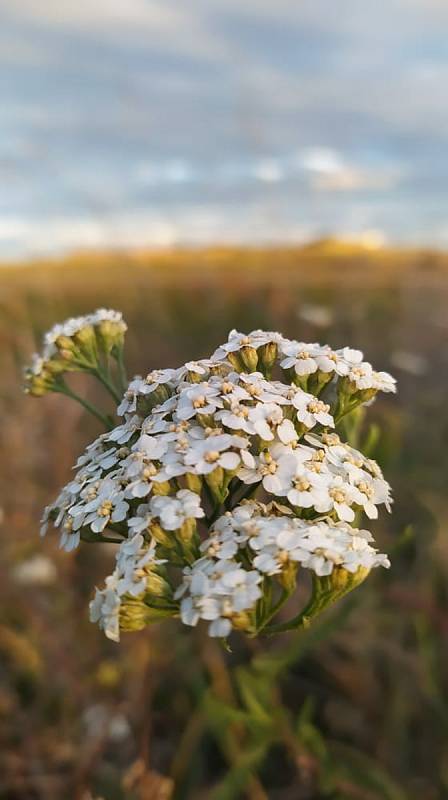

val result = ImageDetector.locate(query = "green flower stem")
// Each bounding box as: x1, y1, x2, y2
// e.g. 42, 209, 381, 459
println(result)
333, 394, 365, 424
57, 383, 113, 430
254, 587, 293, 635
262, 576, 341, 635
262, 569, 365, 635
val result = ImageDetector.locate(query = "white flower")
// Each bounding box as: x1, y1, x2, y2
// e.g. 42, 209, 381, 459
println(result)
200, 528, 240, 560
238, 447, 298, 495
290, 390, 334, 429
350, 473, 392, 519
90, 574, 121, 642
123, 452, 160, 498
117, 370, 177, 416
90, 308, 126, 328
90, 534, 166, 641
346, 362, 375, 391
59, 525, 81, 552
248, 402, 293, 443
252, 524, 309, 575
216, 402, 254, 434
286, 462, 331, 510
143, 368, 178, 391
116, 534, 164, 596
178, 555, 262, 637
176, 382, 223, 420
79, 478, 129, 533
321, 476, 360, 522
337, 347, 364, 367
176, 359, 217, 381
128, 503, 153, 535
296, 520, 390, 576
184, 433, 243, 474
150, 490, 205, 530
280, 340, 322, 376
239, 372, 289, 404
372, 371, 397, 393
304, 432, 392, 516
108, 416, 141, 444
212, 329, 282, 360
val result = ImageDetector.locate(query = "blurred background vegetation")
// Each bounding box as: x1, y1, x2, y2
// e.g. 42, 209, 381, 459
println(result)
0, 243, 447, 799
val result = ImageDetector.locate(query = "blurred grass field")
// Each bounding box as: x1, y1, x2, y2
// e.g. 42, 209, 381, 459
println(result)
1, 244, 447, 799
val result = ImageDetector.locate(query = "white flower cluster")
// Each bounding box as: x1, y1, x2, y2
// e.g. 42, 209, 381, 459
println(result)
40, 328, 395, 641
25, 308, 127, 395
90, 533, 167, 641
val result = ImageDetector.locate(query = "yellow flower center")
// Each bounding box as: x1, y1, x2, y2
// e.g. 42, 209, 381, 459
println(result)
99, 501, 113, 517
193, 395, 206, 408
204, 450, 220, 463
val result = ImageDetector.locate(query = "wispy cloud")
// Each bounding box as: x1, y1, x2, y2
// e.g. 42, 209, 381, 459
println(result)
0, 0, 447, 256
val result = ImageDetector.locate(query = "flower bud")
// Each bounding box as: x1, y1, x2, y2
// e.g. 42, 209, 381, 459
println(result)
55, 335, 76, 353
278, 561, 298, 592
301, 566, 371, 627
240, 346, 258, 373
149, 522, 172, 548
308, 370, 333, 396
327, 565, 370, 595
291, 374, 309, 391
184, 472, 203, 493
24, 378, 49, 397
356, 388, 378, 404
96, 320, 126, 354
209, 363, 231, 377
24, 363, 60, 396
59, 351, 77, 366
151, 480, 172, 496
73, 324, 98, 364
179, 518, 196, 544
145, 570, 172, 598
186, 369, 203, 384
205, 466, 226, 502
136, 385, 171, 416
258, 342, 278, 374
196, 413, 215, 429
227, 352, 245, 372
44, 359, 67, 375
119, 595, 174, 631
231, 611, 252, 632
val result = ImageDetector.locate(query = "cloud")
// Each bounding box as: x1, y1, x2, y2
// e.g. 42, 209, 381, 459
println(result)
0, 0, 228, 61
0, 208, 314, 258
298, 148, 402, 192
0, 0, 447, 255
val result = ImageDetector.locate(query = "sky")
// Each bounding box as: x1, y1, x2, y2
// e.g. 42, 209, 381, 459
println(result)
1, 0, 448, 258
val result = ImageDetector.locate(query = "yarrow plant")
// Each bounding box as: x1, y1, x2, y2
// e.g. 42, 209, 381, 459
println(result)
26, 314, 396, 644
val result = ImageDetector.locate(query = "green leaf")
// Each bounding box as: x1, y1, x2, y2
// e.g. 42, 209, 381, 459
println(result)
202, 690, 253, 728
235, 667, 275, 727
209, 742, 270, 800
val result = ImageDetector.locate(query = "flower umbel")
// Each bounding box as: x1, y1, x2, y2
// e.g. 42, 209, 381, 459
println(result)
31, 323, 395, 642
